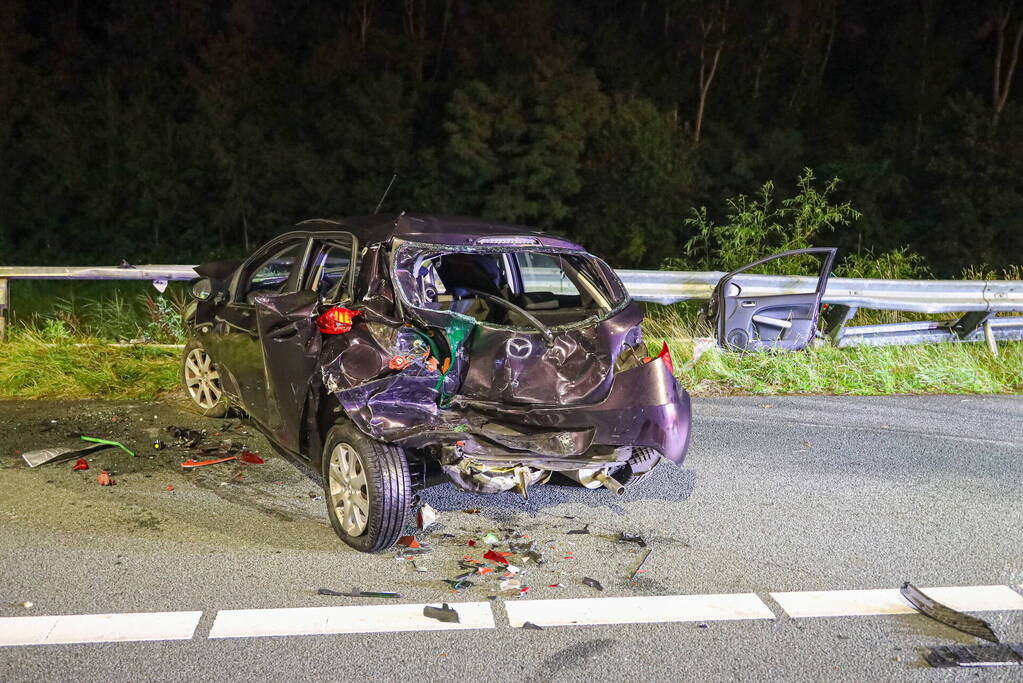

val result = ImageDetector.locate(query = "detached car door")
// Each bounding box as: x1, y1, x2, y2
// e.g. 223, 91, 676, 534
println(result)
254, 233, 356, 454
712, 247, 837, 351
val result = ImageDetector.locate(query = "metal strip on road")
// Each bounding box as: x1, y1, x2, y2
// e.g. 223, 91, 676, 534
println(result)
0, 611, 202, 647
504, 593, 775, 628
771, 585, 1023, 618
207, 602, 496, 639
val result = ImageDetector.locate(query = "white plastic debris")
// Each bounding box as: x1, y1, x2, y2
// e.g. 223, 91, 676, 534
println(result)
417, 503, 438, 530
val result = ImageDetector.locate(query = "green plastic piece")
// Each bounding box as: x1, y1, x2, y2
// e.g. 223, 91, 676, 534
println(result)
483, 532, 501, 545
434, 313, 476, 397
79, 436, 135, 457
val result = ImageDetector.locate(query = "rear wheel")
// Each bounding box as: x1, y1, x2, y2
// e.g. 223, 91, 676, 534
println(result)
321, 422, 412, 553
181, 339, 229, 417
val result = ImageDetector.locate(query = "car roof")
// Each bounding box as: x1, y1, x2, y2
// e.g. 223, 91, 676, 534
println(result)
294, 214, 585, 251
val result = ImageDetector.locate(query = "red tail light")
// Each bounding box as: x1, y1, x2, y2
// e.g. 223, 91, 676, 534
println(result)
317, 307, 361, 334
656, 341, 674, 373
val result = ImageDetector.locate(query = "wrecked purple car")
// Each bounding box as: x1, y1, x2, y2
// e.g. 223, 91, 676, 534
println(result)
182, 215, 691, 551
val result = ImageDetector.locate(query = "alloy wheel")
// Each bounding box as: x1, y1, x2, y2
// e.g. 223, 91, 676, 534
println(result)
328, 442, 370, 536
183, 347, 223, 410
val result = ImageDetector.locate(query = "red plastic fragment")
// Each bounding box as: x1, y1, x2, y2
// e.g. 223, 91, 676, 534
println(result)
96, 471, 114, 486
316, 307, 361, 334
397, 535, 421, 549
240, 451, 264, 464
478, 567, 493, 575
181, 456, 237, 468
484, 549, 510, 565
388, 355, 410, 370
656, 341, 674, 374
71, 458, 89, 471
467, 539, 477, 547
520, 586, 531, 594
165, 485, 174, 491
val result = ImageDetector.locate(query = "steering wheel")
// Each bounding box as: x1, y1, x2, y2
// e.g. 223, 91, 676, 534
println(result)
461, 288, 553, 341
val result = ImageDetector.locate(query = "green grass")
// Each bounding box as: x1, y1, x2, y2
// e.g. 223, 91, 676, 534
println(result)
0, 294, 1019, 400
0, 330, 179, 400
644, 304, 1023, 396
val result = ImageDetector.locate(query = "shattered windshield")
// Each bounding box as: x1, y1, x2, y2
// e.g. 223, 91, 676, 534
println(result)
393, 244, 628, 330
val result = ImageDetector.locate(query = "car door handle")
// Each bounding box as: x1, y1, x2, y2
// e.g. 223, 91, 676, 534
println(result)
740, 301, 757, 307
751, 314, 793, 329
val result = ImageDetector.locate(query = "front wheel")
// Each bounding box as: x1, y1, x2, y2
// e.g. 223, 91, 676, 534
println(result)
181, 339, 230, 417
321, 422, 412, 552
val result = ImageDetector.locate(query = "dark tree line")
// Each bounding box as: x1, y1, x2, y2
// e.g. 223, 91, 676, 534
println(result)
1, 0, 1021, 274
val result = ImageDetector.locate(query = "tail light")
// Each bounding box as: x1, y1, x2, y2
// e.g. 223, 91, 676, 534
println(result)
317, 307, 361, 334
642, 341, 674, 374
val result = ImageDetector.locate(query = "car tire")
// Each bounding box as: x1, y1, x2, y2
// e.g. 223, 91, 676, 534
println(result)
321, 422, 412, 553
181, 338, 230, 417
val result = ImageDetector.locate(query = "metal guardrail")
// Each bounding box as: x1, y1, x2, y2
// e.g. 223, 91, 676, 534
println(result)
1, 264, 1021, 348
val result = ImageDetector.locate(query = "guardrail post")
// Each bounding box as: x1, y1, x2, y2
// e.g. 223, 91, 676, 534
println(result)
0, 277, 8, 342
983, 319, 998, 356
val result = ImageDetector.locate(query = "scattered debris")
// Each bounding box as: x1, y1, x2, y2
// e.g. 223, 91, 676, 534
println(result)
96, 471, 114, 486
71, 458, 89, 471
629, 548, 653, 580
462, 508, 481, 514
467, 539, 477, 547
239, 451, 264, 465
152, 440, 167, 450
521, 550, 544, 564
181, 456, 237, 468
423, 603, 460, 623
397, 535, 422, 549
165, 485, 174, 491
22, 439, 109, 468
521, 621, 544, 630
483, 532, 501, 545
166, 426, 204, 448
582, 577, 604, 591
697, 622, 709, 629
567, 524, 590, 535
499, 579, 521, 592
900, 582, 1000, 643
417, 503, 438, 530
926, 643, 1023, 668
618, 532, 647, 547
483, 549, 510, 565
80, 436, 135, 457
317, 587, 402, 598
443, 579, 473, 591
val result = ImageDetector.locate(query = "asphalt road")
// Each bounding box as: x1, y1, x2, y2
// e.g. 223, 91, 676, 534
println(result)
1, 394, 1022, 681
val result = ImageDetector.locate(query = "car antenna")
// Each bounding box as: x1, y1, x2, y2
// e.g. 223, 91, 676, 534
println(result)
374, 172, 398, 214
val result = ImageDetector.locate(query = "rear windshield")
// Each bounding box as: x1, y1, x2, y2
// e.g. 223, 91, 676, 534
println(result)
393, 244, 628, 329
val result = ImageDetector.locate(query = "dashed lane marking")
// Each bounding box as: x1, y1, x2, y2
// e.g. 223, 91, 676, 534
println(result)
504, 593, 775, 628
207, 602, 496, 639
0, 611, 202, 647
771, 585, 1023, 618
6, 584, 1023, 647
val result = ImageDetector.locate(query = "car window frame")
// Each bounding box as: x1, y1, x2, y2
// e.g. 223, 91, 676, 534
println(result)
230, 234, 313, 306
304, 234, 358, 305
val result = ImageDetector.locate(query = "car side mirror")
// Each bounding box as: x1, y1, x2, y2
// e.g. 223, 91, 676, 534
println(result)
190, 277, 224, 302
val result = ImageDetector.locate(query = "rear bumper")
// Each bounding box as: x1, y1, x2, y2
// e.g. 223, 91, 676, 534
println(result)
462, 357, 692, 465
336, 356, 691, 466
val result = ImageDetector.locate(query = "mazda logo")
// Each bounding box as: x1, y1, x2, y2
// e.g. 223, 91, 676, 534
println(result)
505, 337, 533, 359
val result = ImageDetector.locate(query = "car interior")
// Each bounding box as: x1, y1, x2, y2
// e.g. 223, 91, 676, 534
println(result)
406, 249, 620, 327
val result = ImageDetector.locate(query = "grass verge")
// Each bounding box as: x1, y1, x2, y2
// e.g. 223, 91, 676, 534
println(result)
1, 322, 1020, 401
0, 330, 179, 400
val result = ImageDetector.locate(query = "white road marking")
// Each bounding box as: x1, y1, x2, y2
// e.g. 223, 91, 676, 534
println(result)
208, 602, 496, 639
0, 611, 202, 647
771, 585, 1023, 618
504, 593, 775, 628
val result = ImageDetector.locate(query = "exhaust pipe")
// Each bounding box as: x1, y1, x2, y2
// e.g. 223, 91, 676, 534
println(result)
594, 470, 626, 495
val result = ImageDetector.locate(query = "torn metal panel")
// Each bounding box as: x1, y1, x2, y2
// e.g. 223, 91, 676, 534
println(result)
926, 643, 1023, 668
900, 582, 1000, 643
